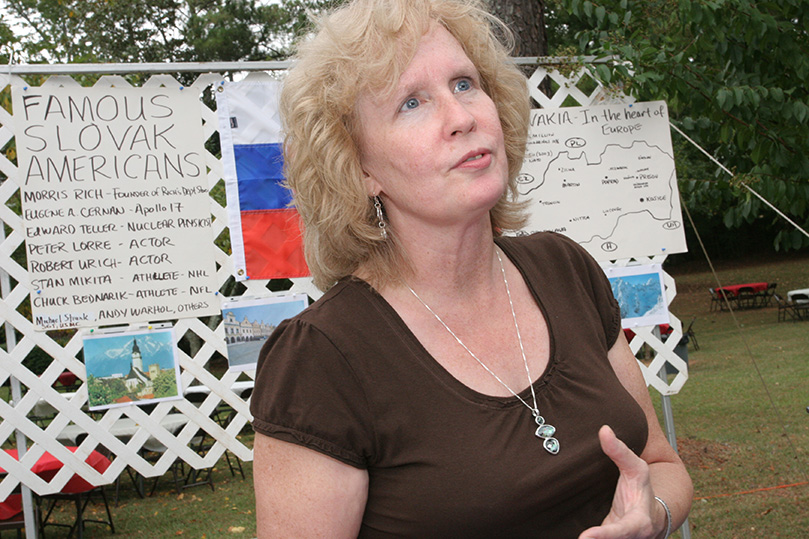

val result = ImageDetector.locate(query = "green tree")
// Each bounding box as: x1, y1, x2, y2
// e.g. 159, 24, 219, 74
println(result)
551, 0, 809, 252
87, 375, 128, 406
1, 0, 331, 64
87, 375, 108, 406
152, 369, 179, 398
0, 19, 18, 64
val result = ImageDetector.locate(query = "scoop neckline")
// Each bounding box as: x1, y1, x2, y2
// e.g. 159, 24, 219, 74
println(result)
351, 237, 558, 410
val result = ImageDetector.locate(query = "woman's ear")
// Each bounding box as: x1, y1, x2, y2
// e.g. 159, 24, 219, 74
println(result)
363, 169, 383, 198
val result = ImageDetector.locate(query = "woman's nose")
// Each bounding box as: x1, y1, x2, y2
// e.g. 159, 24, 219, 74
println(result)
444, 97, 477, 138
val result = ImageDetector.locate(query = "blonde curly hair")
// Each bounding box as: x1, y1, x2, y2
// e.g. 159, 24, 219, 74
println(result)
281, 0, 530, 291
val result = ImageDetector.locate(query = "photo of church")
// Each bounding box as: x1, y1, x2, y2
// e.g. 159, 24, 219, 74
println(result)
83, 326, 182, 410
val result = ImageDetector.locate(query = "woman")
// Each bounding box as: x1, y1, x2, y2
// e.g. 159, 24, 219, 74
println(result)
251, 0, 692, 537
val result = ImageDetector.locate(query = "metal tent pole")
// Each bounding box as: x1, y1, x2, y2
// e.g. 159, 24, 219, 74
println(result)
654, 326, 691, 539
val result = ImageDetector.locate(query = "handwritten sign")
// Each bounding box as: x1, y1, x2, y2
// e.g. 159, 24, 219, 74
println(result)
13, 86, 219, 329
517, 101, 687, 261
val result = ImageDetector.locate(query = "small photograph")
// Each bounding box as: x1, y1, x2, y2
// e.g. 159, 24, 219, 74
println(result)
221, 294, 309, 372
604, 264, 670, 329
83, 325, 182, 411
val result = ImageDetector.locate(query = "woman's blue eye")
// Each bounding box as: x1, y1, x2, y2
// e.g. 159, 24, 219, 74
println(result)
400, 98, 420, 111
455, 79, 472, 92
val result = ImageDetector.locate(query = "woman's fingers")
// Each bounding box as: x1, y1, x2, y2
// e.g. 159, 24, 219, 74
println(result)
576, 426, 657, 538
598, 425, 647, 480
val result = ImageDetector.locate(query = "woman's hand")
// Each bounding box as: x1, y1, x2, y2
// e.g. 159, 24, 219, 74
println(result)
577, 425, 666, 539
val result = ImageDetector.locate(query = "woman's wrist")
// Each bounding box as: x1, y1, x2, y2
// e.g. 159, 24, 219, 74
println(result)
653, 496, 672, 539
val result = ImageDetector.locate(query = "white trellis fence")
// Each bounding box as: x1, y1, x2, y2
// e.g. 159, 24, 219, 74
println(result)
0, 59, 686, 504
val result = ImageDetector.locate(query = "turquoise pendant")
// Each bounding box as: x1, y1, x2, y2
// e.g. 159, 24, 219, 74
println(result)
534, 413, 560, 455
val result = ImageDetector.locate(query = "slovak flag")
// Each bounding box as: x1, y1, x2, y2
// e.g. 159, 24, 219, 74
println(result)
216, 80, 308, 280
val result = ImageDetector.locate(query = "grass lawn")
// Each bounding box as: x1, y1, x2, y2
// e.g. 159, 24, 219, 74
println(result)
11, 250, 809, 537
31, 438, 259, 538
662, 250, 809, 537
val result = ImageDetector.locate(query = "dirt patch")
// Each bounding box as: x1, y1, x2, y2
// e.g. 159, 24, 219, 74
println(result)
677, 437, 735, 470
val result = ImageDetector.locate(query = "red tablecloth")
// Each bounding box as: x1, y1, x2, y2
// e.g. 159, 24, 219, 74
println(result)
714, 282, 769, 296
56, 371, 78, 388
623, 323, 672, 341
0, 447, 110, 520
0, 494, 21, 521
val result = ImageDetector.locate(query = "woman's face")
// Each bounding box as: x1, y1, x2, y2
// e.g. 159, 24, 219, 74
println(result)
356, 23, 508, 232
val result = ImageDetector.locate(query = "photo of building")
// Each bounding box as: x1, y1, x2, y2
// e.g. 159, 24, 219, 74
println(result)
221, 294, 308, 371
83, 327, 182, 410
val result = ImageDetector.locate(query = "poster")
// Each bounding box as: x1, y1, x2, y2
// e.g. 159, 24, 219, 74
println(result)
604, 264, 670, 329
13, 86, 220, 330
83, 324, 182, 411
221, 293, 308, 372
517, 101, 687, 261
216, 80, 308, 281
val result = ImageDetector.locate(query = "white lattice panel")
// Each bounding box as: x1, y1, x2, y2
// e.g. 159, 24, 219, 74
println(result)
527, 63, 634, 108
0, 70, 311, 499
607, 256, 688, 396
0, 63, 685, 500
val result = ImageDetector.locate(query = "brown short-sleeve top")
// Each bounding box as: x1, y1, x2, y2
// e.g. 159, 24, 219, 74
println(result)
251, 232, 648, 537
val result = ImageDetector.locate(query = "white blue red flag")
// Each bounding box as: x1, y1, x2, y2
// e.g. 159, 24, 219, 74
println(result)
216, 80, 308, 280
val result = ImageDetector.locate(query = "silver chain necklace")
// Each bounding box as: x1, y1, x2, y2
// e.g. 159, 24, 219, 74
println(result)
406, 248, 560, 455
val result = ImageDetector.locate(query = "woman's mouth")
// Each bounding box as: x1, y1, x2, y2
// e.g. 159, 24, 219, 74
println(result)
454, 149, 491, 169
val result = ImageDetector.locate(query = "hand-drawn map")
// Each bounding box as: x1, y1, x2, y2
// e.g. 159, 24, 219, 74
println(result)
516, 101, 687, 261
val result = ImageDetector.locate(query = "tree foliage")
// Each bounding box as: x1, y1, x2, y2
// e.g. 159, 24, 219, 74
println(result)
0, 19, 18, 65
1, 0, 332, 64
551, 0, 809, 251
87, 374, 129, 407
153, 369, 180, 398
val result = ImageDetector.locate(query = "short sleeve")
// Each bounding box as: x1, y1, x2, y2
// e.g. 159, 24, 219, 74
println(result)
250, 318, 375, 468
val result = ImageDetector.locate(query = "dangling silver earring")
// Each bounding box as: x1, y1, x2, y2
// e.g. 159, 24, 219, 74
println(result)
374, 195, 387, 239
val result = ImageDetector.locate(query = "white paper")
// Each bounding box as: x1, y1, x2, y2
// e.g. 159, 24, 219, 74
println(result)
517, 101, 687, 260
13, 86, 220, 328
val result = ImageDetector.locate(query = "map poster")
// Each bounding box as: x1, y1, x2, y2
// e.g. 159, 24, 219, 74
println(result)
605, 264, 670, 329
517, 101, 687, 261
221, 293, 308, 372
12, 86, 220, 330
83, 323, 182, 411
